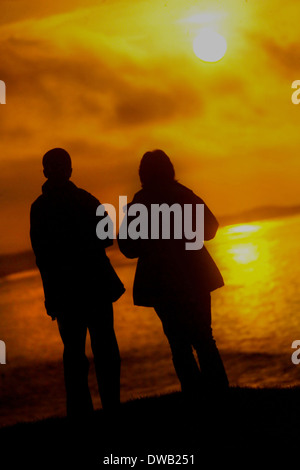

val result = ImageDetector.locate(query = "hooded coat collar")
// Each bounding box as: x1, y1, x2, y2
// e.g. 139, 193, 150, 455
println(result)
42, 180, 77, 198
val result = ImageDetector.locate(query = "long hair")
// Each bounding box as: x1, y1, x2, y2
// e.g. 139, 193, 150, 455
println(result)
139, 150, 175, 189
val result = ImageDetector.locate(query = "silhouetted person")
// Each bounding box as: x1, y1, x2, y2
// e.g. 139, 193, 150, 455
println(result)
118, 150, 228, 397
30, 148, 122, 419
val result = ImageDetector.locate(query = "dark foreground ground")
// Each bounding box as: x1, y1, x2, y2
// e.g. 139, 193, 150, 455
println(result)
1, 387, 299, 468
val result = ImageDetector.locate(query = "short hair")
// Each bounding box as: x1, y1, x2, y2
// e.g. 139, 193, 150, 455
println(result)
42, 148, 72, 173
139, 150, 175, 188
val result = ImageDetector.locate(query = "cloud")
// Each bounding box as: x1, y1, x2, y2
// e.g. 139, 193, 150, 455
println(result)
1, 0, 300, 253
0, 0, 104, 27
0, 30, 204, 155
114, 84, 202, 125
257, 36, 300, 77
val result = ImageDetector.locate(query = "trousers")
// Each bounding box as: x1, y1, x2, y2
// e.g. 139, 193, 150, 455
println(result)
57, 301, 120, 417
155, 294, 228, 394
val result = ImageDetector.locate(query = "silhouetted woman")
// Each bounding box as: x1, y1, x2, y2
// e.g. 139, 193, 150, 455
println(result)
118, 150, 228, 397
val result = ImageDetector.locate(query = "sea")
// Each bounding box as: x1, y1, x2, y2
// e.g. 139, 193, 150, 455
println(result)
1, 214, 300, 427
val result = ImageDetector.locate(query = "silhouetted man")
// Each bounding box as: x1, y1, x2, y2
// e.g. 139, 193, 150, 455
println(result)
30, 148, 122, 418
118, 150, 228, 397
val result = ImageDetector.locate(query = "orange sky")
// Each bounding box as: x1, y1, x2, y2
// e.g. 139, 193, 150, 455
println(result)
0, 0, 300, 253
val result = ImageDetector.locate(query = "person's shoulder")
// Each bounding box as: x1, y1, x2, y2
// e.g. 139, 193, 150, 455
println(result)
72, 183, 100, 206
132, 189, 144, 201
175, 182, 192, 193
76, 187, 99, 203
30, 194, 45, 212
174, 182, 204, 203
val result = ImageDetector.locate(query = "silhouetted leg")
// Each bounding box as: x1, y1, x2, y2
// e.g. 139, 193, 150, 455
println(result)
194, 332, 228, 390
191, 296, 229, 390
155, 305, 202, 394
57, 315, 94, 418
168, 339, 203, 394
88, 303, 121, 412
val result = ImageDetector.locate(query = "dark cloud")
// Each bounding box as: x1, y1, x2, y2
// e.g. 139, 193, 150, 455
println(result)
258, 36, 300, 76
0, 0, 104, 27
0, 34, 203, 139
114, 84, 202, 125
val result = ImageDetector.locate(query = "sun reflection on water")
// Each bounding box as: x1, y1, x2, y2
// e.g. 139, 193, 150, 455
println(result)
227, 224, 261, 235
216, 222, 274, 287
1, 216, 300, 426
228, 243, 259, 264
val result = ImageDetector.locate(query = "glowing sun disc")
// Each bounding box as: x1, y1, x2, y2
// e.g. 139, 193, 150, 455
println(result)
193, 27, 227, 62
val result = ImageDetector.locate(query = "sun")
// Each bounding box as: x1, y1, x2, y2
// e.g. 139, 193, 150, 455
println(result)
193, 27, 227, 62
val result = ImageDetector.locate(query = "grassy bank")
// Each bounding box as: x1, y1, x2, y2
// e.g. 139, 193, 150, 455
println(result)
0, 387, 299, 467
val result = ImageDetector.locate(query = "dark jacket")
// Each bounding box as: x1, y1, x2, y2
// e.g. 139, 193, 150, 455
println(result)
30, 180, 115, 315
118, 182, 224, 307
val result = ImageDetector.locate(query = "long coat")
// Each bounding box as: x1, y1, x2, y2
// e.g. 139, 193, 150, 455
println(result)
117, 182, 224, 307
30, 180, 116, 315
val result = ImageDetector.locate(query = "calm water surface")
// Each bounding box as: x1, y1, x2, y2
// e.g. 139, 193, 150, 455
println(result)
1, 215, 300, 426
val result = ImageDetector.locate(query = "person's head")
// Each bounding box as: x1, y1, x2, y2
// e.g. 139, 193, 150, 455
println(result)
42, 148, 72, 185
139, 149, 175, 189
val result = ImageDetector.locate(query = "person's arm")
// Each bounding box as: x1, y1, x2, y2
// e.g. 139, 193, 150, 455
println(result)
117, 201, 143, 259
192, 193, 219, 241
30, 202, 58, 319
117, 190, 148, 259
203, 202, 219, 240
30, 201, 52, 269
80, 191, 113, 250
